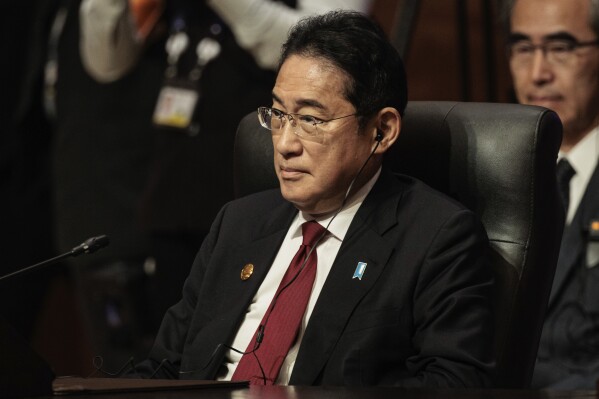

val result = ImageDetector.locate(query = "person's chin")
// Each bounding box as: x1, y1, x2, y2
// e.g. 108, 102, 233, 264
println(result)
280, 182, 306, 202
531, 101, 568, 125
534, 100, 562, 111
526, 96, 563, 113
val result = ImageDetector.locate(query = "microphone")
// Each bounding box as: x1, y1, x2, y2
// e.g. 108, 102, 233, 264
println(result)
0, 235, 110, 282
71, 235, 110, 256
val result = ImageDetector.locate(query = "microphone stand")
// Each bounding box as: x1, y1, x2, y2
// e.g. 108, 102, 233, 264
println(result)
0, 235, 110, 282
0, 253, 75, 282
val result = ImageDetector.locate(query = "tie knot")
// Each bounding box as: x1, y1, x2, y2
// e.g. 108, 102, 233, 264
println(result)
301, 221, 327, 247
556, 158, 576, 185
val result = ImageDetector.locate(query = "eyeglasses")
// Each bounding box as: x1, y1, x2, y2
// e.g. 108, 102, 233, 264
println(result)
257, 106, 357, 141
508, 39, 599, 66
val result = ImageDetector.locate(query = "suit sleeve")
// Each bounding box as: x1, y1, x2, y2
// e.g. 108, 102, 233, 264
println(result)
79, 0, 143, 82
399, 209, 495, 388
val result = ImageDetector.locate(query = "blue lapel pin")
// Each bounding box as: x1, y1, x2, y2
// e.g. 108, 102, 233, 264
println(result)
352, 262, 367, 280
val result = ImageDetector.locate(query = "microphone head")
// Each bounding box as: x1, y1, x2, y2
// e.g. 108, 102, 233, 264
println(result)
71, 235, 110, 256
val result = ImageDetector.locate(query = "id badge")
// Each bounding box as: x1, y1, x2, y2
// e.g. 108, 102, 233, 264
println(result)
153, 32, 220, 134
153, 81, 199, 130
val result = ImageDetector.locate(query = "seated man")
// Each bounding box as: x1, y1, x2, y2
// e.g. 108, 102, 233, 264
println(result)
501, 0, 599, 389
132, 10, 495, 387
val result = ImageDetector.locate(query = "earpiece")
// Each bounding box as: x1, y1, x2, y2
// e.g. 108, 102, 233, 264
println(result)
375, 130, 383, 142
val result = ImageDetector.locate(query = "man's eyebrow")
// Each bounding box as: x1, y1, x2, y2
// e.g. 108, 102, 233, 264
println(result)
272, 92, 283, 106
545, 32, 579, 42
508, 33, 531, 44
271, 92, 327, 112
508, 31, 579, 43
296, 99, 326, 111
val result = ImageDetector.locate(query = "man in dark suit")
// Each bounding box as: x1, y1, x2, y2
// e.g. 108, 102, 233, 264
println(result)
501, 0, 599, 389
132, 10, 495, 387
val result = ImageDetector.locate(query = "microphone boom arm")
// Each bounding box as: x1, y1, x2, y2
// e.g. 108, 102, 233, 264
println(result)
0, 235, 110, 282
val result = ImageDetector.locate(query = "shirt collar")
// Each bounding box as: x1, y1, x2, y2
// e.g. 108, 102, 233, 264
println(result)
294, 167, 382, 242
559, 125, 599, 183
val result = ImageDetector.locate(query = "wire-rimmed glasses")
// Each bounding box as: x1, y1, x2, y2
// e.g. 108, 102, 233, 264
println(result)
257, 106, 356, 142
508, 38, 599, 66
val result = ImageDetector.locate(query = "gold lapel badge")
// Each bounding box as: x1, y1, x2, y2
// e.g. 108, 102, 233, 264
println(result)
241, 263, 254, 281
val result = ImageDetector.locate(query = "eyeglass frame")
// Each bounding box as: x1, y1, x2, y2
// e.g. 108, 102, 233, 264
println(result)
507, 35, 599, 66
257, 106, 358, 139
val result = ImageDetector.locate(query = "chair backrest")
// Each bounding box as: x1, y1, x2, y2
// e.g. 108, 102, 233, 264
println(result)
233, 101, 564, 388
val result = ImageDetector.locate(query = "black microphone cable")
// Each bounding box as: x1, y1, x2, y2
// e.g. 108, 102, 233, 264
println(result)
86, 355, 137, 378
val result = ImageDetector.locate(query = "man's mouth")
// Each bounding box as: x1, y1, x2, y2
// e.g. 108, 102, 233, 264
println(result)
279, 165, 306, 179
527, 94, 562, 106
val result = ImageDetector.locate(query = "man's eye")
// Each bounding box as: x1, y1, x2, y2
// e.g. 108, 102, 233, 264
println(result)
271, 109, 285, 118
299, 115, 320, 124
513, 44, 534, 54
547, 42, 573, 53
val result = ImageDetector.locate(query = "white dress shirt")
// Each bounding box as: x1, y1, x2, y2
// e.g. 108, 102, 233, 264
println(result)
559, 126, 599, 224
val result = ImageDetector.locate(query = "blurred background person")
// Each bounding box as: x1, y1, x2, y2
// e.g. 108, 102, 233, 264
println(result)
500, 0, 599, 389
46, 0, 164, 371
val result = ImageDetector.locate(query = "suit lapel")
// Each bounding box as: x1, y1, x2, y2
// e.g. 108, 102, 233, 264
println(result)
190, 198, 297, 378
290, 171, 403, 384
549, 164, 599, 308
223, 200, 297, 310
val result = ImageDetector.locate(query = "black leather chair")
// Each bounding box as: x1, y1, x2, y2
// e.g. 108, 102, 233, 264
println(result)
233, 101, 564, 388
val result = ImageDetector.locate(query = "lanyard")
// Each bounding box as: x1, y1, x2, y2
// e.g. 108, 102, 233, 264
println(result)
163, 3, 222, 80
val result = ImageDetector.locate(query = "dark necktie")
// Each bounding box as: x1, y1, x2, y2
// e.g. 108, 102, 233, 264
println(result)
556, 158, 576, 214
232, 221, 327, 385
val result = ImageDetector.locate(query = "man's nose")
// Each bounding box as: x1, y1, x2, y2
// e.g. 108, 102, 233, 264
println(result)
530, 48, 554, 84
274, 119, 302, 155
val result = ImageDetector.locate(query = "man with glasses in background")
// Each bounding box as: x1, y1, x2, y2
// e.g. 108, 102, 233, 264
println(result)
130, 10, 495, 387
501, 0, 599, 389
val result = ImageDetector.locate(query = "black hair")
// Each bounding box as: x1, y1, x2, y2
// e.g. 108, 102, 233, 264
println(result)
279, 10, 408, 129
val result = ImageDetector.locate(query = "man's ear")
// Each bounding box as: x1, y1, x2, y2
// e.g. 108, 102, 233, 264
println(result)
373, 107, 401, 154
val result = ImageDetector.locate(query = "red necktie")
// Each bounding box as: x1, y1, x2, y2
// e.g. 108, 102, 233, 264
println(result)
232, 221, 327, 385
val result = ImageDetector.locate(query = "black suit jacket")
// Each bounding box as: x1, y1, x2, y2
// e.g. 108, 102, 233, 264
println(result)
533, 163, 599, 388
137, 171, 495, 387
